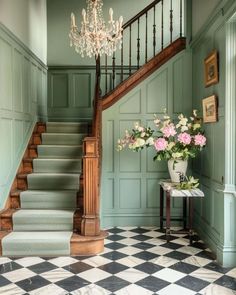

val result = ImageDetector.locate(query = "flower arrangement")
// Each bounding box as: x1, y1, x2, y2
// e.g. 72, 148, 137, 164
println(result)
117, 110, 206, 162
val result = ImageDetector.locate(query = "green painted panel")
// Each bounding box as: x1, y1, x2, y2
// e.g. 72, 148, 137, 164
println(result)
119, 90, 141, 114
212, 117, 225, 184
0, 37, 12, 111
146, 179, 159, 208
201, 184, 212, 226
104, 120, 114, 173
22, 57, 30, 114
146, 69, 168, 113
119, 120, 141, 173
102, 179, 115, 210
212, 189, 222, 236
13, 49, 22, 113
119, 179, 141, 209
72, 73, 91, 108
14, 119, 23, 159
31, 63, 37, 103
0, 118, 13, 183
51, 74, 68, 108
173, 57, 183, 113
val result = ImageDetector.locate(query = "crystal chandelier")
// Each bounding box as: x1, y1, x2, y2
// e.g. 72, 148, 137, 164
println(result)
69, 0, 123, 58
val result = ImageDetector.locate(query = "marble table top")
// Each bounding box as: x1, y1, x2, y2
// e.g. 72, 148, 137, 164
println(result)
159, 180, 205, 198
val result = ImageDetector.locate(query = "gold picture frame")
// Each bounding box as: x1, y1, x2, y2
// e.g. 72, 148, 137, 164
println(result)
202, 95, 218, 123
204, 50, 219, 87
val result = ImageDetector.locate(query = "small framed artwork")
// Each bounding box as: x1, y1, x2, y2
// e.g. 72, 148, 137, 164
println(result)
204, 50, 219, 87
202, 95, 218, 123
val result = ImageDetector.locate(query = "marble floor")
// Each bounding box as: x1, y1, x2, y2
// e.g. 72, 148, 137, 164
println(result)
0, 227, 235, 295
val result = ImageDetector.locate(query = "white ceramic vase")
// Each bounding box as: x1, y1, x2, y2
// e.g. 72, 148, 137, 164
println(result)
167, 159, 188, 183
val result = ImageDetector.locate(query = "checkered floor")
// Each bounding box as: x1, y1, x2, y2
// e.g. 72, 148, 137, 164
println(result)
0, 227, 235, 295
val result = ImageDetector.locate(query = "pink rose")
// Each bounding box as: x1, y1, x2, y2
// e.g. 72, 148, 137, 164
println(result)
154, 138, 168, 151
194, 134, 206, 147
162, 124, 177, 138
178, 132, 191, 145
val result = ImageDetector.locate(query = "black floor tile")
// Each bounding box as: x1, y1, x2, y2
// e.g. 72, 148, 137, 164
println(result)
63, 261, 93, 274
28, 261, 57, 274
101, 251, 127, 261
99, 262, 128, 274
55, 275, 90, 292
105, 242, 126, 250
176, 275, 209, 292
165, 251, 190, 261
0, 262, 21, 274
170, 261, 198, 274
134, 251, 159, 261
136, 275, 170, 292
16, 275, 50, 292
214, 275, 236, 290
134, 262, 163, 274
96, 276, 129, 292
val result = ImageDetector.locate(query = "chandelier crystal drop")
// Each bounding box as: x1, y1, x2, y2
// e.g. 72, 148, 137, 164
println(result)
69, 0, 123, 58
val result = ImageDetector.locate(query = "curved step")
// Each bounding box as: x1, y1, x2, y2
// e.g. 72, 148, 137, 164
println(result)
20, 190, 78, 209
38, 145, 83, 158
42, 133, 85, 145
46, 122, 89, 133
2, 231, 73, 256
27, 173, 80, 190
33, 158, 82, 173
13, 209, 75, 231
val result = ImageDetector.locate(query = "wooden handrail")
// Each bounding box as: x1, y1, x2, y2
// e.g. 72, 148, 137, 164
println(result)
123, 0, 161, 29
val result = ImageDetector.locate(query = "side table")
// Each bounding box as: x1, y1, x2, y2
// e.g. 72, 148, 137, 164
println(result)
159, 180, 204, 243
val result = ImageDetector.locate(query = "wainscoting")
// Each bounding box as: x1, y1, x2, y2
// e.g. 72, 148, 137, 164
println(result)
101, 51, 192, 227
0, 24, 47, 209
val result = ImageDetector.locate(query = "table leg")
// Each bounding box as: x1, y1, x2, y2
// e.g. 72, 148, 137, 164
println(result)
160, 186, 164, 231
189, 198, 194, 244
183, 198, 187, 229
166, 191, 171, 242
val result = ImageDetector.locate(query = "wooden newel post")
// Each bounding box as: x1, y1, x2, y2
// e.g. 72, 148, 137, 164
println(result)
81, 137, 100, 236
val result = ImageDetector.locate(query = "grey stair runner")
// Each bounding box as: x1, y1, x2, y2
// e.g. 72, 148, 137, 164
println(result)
2, 122, 88, 256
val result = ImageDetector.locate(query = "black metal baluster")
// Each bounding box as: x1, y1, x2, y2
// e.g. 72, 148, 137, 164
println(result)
145, 12, 148, 63
105, 55, 108, 94
112, 53, 115, 89
137, 18, 140, 69
170, 0, 173, 43
180, 0, 183, 37
161, 0, 164, 50
129, 25, 132, 76
153, 5, 156, 57
121, 33, 124, 82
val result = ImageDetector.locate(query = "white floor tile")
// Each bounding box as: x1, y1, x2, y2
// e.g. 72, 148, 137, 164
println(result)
29, 283, 67, 295
48, 257, 78, 267
158, 283, 196, 295
116, 256, 144, 267
153, 268, 186, 283
115, 283, 153, 295
77, 268, 111, 283
40, 268, 74, 283
71, 284, 111, 295
14, 257, 45, 267
0, 283, 25, 295
2, 268, 36, 283
115, 268, 148, 283
83, 256, 112, 267
190, 267, 223, 283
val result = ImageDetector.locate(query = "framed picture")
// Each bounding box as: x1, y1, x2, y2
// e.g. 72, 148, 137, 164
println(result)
202, 95, 218, 123
204, 50, 219, 87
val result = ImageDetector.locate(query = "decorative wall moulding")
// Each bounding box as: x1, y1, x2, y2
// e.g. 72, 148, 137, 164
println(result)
202, 95, 218, 123
204, 50, 219, 87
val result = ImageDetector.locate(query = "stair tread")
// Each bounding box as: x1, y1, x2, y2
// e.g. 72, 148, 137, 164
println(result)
13, 209, 75, 217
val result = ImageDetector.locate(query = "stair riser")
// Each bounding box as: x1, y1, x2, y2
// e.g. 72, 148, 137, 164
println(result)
42, 134, 85, 145
11, 193, 83, 209
27, 175, 80, 190
2, 213, 81, 232
47, 124, 89, 134
33, 159, 82, 173
38, 146, 83, 159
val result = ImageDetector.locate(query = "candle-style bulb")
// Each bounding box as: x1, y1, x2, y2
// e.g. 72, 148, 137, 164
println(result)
109, 8, 113, 22
82, 9, 86, 23
71, 13, 76, 27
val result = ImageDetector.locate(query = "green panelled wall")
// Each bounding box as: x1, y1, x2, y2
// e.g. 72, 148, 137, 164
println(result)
0, 24, 47, 209
191, 0, 236, 267
48, 68, 95, 121
101, 51, 192, 227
